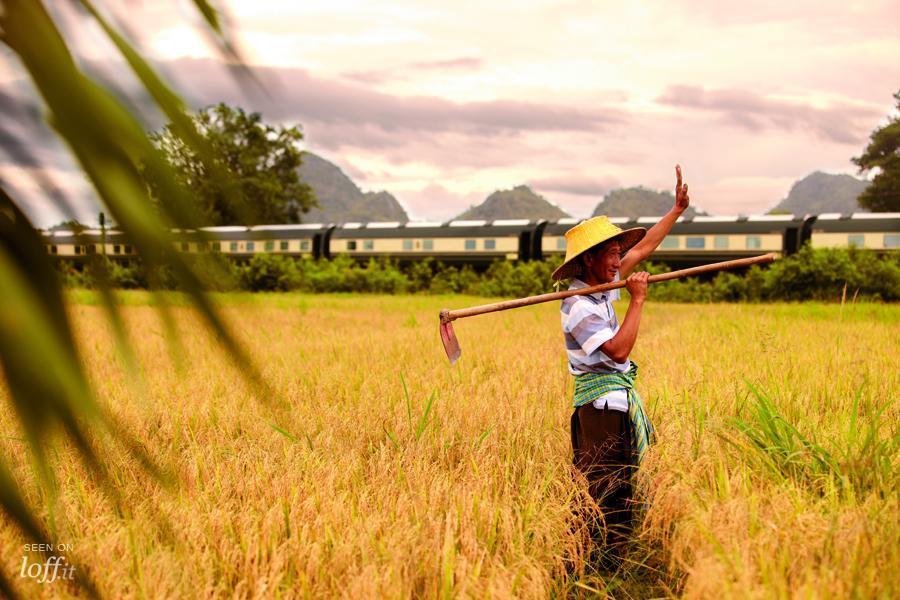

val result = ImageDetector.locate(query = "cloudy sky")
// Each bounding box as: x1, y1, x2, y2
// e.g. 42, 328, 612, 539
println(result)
2, 0, 898, 225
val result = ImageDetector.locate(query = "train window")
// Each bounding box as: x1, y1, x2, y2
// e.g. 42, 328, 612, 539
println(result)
848, 234, 864, 247
198, 242, 208, 252
211, 242, 221, 252
300, 240, 310, 251
557, 237, 566, 249
280, 241, 289, 251
660, 236, 679, 249
364, 240, 374, 250
124, 245, 132, 254
230, 242, 238, 252
265, 241, 274, 251
88, 244, 97, 254
685, 237, 705, 249
746, 236, 761, 249
465, 239, 476, 250
714, 236, 729, 249
484, 239, 496, 250
885, 234, 900, 248
113, 245, 121, 254
247, 242, 255, 251
51, 245, 58, 254
180, 242, 189, 252
423, 239, 434, 250
347, 241, 357, 251
403, 239, 413, 250
74, 245, 81, 255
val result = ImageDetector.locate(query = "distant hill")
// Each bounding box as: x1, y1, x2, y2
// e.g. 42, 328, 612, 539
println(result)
592, 187, 705, 218
768, 171, 868, 215
298, 152, 408, 223
455, 185, 570, 220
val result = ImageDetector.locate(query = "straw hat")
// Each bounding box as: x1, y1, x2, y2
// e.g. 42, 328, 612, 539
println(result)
551, 216, 646, 281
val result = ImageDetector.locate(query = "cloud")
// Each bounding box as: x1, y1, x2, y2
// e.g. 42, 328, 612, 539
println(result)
331, 157, 370, 184
2, 163, 100, 227
396, 182, 483, 221
340, 70, 391, 86
307, 124, 537, 172
408, 57, 482, 71
0, 89, 77, 169
528, 175, 620, 196
166, 58, 625, 136
673, 0, 899, 37
341, 56, 482, 85
698, 175, 798, 215
656, 85, 881, 145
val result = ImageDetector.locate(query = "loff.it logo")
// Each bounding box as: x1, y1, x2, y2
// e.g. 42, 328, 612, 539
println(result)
20, 543, 76, 585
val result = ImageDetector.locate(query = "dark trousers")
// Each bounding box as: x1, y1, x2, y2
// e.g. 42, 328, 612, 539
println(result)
570, 404, 634, 552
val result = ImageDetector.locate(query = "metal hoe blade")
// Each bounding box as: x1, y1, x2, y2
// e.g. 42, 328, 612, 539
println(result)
439, 310, 461, 364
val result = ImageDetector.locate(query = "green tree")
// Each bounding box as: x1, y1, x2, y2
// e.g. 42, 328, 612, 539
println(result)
153, 103, 317, 225
853, 90, 900, 212
48, 219, 87, 232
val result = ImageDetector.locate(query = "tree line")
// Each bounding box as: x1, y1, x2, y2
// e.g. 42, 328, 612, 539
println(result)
59, 246, 900, 302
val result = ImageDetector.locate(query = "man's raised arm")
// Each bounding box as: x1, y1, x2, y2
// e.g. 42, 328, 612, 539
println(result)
620, 164, 691, 277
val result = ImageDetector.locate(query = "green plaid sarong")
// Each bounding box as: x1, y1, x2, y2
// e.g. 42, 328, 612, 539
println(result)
573, 362, 655, 466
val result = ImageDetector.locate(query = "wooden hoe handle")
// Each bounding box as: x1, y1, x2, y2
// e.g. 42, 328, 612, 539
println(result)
440, 253, 776, 323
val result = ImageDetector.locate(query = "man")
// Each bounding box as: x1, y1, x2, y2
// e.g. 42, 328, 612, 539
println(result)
554, 165, 690, 557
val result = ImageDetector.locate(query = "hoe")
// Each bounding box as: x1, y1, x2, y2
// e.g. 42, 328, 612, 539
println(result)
439, 253, 776, 363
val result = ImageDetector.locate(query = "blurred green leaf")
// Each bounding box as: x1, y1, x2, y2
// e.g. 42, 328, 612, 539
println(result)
0, 1, 270, 596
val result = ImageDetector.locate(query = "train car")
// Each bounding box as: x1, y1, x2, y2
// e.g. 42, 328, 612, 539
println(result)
808, 213, 900, 250
539, 214, 810, 267
650, 214, 808, 265
328, 219, 539, 265
43, 229, 137, 259
189, 224, 331, 259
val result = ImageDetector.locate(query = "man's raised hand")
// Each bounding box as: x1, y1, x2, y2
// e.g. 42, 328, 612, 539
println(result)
675, 164, 690, 213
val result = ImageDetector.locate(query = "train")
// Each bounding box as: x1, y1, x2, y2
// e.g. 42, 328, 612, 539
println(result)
44, 212, 900, 269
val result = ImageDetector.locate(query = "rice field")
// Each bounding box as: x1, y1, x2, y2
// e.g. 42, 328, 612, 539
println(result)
1, 292, 898, 598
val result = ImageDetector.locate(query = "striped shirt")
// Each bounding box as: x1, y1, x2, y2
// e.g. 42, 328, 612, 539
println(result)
561, 275, 630, 411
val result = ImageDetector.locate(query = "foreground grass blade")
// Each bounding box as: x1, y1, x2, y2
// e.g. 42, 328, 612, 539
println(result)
0, 1, 269, 594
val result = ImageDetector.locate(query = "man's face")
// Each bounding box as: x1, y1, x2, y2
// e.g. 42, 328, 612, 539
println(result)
584, 240, 622, 283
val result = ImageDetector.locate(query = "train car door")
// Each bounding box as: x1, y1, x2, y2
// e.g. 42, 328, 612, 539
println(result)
312, 234, 323, 259
518, 231, 531, 261
530, 221, 547, 262
783, 227, 799, 255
